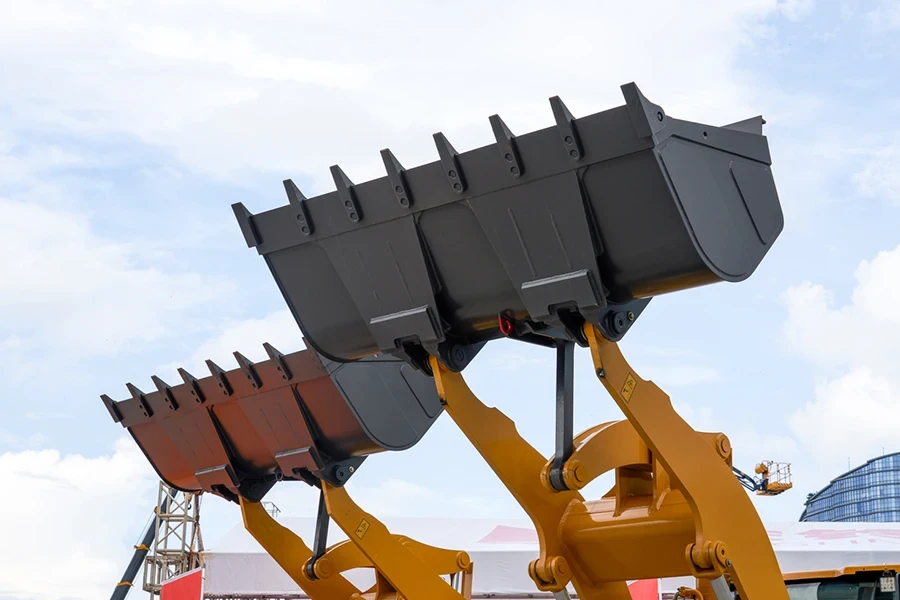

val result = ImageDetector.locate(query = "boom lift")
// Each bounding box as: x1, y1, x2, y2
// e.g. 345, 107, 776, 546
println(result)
103, 83, 786, 599
733, 462, 793, 496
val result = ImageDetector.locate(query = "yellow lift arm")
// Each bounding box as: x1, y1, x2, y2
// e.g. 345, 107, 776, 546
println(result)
431, 323, 789, 600
241, 483, 472, 600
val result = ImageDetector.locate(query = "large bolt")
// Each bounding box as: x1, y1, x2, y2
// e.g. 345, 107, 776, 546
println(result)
715, 434, 731, 459
314, 557, 334, 579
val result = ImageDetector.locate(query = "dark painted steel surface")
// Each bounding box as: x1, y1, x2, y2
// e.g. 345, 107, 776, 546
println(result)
234, 83, 783, 367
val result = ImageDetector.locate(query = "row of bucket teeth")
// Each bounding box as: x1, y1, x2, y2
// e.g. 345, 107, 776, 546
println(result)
101, 342, 292, 423
232, 94, 591, 249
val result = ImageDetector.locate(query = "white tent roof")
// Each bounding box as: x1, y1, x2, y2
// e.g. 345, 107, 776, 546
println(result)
202, 519, 900, 597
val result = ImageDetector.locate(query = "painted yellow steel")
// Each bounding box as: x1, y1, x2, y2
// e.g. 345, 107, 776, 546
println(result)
430, 356, 631, 600
583, 323, 788, 599
241, 497, 360, 600
240, 488, 471, 600
322, 482, 470, 600
430, 324, 789, 599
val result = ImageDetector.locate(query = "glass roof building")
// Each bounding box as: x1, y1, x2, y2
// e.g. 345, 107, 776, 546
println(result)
801, 452, 900, 522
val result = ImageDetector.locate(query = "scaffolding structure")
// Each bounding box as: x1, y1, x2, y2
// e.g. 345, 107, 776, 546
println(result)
261, 501, 281, 519
143, 482, 203, 598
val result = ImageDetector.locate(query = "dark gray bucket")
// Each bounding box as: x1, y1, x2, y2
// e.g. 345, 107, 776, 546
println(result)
234, 83, 782, 370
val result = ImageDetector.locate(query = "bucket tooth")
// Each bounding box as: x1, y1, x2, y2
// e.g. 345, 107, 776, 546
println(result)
381, 148, 412, 208
231, 203, 260, 248
330, 165, 362, 223
178, 367, 205, 404
101, 394, 122, 423
263, 342, 292, 381
620, 82, 666, 140
433, 132, 467, 194
206, 359, 233, 396
489, 114, 523, 179
233, 351, 261, 389
126, 383, 152, 418
151, 375, 178, 412
549, 96, 583, 160
283, 178, 313, 236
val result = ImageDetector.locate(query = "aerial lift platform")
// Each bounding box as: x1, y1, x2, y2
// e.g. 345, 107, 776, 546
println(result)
103, 82, 786, 600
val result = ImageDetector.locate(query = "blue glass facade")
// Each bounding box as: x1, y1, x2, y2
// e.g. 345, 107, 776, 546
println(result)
801, 453, 900, 522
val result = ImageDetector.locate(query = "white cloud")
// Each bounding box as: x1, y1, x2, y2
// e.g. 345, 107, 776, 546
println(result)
160, 309, 304, 377
0, 430, 48, 448
781, 245, 900, 484
854, 143, 900, 204
866, 1, 900, 31
0, 438, 158, 600
778, 0, 816, 20
0, 0, 788, 191
0, 334, 22, 352
0, 197, 232, 356
23, 411, 72, 420
782, 245, 900, 373
789, 368, 899, 467
646, 365, 721, 388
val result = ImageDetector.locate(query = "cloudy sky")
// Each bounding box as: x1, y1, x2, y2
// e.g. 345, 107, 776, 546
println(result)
2, 1, 900, 598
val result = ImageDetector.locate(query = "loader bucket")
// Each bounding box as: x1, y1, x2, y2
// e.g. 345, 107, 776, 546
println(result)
234, 83, 783, 369
101, 341, 441, 502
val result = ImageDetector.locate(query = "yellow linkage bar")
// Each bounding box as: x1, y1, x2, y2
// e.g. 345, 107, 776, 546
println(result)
430, 323, 788, 599
241, 484, 472, 600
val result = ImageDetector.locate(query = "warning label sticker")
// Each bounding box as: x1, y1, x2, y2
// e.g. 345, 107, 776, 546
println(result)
621, 373, 637, 403
355, 519, 370, 540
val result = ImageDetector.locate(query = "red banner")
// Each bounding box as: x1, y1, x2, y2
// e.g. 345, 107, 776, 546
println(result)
628, 578, 660, 600
160, 567, 203, 600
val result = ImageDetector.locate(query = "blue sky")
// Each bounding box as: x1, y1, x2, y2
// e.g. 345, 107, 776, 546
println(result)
2, 1, 900, 598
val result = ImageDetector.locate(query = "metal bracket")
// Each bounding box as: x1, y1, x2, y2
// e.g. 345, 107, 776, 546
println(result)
595, 298, 652, 342
549, 340, 575, 491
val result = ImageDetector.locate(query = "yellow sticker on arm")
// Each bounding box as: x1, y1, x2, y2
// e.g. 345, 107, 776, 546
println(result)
621, 373, 637, 402
355, 519, 370, 540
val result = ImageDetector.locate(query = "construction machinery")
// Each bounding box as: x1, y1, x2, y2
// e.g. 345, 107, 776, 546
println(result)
733, 461, 793, 496
103, 82, 786, 599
